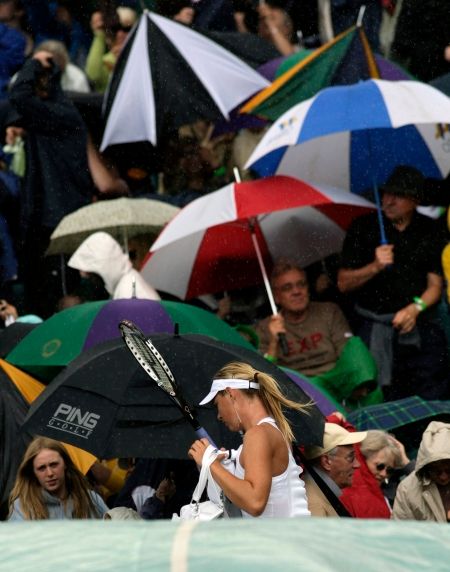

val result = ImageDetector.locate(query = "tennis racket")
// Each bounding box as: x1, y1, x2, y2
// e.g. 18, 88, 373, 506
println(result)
119, 319, 217, 447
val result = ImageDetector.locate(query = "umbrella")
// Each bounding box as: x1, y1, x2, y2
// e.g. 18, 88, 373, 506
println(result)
0, 323, 37, 358
281, 367, 344, 416
347, 396, 450, 452
101, 11, 269, 149
23, 334, 324, 458
6, 298, 253, 382
348, 396, 450, 432
242, 25, 412, 120
46, 197, 180, 256
245, 80, 450, 215
430, 72, 450, 98
141, 175, 375, 300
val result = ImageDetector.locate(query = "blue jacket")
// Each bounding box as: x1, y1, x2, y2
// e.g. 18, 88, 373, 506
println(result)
0, 24, 25, 100
8, 489, 108, 520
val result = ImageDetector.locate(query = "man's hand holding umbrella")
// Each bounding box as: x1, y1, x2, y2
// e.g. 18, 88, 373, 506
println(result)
265, 313, 288, 361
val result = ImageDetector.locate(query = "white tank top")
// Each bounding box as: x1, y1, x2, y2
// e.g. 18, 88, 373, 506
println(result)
234, 417, 310, 518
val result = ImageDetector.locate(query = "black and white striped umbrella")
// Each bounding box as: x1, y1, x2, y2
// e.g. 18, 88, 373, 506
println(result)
101, 11, 270, 149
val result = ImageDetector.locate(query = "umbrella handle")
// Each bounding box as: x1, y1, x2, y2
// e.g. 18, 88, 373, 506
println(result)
195, 426, 217, 448
249, 226, 290, 356
278, 333, 289, 356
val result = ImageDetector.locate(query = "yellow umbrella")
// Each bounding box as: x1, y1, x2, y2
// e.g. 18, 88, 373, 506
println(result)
0, 360, 96, 474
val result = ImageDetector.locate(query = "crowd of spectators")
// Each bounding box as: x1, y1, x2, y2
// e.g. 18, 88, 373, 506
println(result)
1, 0, 450, 527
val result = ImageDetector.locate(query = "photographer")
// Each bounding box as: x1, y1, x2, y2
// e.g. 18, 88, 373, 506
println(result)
7, 49, 93, 317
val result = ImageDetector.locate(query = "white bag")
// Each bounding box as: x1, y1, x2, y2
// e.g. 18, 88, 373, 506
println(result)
173, 445, 223, 522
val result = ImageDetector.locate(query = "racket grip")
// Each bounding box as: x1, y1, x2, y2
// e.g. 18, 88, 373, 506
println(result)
278, 333, 289, 356
196, 426, 217, 448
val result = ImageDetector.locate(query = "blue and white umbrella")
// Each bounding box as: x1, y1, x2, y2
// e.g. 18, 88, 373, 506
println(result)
245, 80, 450, 197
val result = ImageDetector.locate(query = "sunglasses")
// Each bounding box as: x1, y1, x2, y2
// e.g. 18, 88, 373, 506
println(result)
375, 463, 394, 474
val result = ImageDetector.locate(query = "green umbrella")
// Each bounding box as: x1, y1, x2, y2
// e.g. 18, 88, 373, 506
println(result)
6, 299, 253, 382
241, 24, 411, 121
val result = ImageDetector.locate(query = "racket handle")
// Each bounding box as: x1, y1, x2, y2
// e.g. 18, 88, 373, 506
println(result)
278, 333, 289, 356
196, 426, 217, 448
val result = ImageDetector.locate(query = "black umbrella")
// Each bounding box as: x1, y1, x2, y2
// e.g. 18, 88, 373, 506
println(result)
23, 334, 323, 459
101, 11, 269, 148
0, 323, 36, 358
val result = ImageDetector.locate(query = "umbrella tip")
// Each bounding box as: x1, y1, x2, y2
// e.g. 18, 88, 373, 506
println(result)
174, 323, 180, 337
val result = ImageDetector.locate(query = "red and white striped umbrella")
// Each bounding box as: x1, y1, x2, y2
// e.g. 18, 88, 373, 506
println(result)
141, 176, 375, 300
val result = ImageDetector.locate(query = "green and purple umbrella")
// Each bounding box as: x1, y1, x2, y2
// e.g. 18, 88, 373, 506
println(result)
6, 299, 253, 382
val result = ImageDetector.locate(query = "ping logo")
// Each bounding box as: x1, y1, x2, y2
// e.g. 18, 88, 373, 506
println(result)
47, 403, 100, 439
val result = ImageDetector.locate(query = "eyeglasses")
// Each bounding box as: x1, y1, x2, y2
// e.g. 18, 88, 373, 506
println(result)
375, 463, 394, 474
276, 280, 308, 293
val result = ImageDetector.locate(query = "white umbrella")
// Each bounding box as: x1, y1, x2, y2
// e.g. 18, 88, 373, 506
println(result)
47, 197, 179, 255
101, 11, 270, 149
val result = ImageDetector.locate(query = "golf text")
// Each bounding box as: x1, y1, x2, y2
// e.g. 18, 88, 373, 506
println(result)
47, 403, 100, 439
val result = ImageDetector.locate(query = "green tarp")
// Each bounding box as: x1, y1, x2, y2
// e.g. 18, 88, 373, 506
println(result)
2, 518, 449, 571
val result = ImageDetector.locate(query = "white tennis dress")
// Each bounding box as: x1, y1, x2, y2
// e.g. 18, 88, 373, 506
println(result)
234, 416, 310, 518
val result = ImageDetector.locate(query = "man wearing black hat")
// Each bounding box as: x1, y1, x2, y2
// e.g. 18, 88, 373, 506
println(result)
337, 166, 449, 401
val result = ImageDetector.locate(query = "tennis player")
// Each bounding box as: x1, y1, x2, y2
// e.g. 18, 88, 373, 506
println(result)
189, 361, 311, 518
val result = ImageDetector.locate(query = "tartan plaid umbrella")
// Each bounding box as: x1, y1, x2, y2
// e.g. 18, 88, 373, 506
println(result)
348, 396, 450, 432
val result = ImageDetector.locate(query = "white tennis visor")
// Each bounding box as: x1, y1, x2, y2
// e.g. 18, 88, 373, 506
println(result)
199, 378, 260, 405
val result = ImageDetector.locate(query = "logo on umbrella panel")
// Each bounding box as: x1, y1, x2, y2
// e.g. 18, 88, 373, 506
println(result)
42, 338, 62, 358
267, 116, 298, 145
47, 403, 100, 439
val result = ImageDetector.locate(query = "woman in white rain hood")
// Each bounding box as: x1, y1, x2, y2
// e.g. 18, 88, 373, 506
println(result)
68, 231, 160, 300
188, 361, 311, 518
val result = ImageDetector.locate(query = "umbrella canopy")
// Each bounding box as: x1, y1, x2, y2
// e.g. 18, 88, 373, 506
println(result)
242, 25, 411, 120
6, 299, 253, 382
246, 80, 450, 196
430, 72, 450, 98
0, 359, 95, 515
101, 11, 269, 149
23, 334, 324, 458
46, 197, 179, 256
0, 323, 37, 358
141, 175, 375, 299
281, 367, 344, 416
347, 396, 450, 453
347, 396, 450, 432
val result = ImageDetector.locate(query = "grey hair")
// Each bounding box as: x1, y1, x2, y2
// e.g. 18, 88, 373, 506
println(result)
360, 430, 402, 466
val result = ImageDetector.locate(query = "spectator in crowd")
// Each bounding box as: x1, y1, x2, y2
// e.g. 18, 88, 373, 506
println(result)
317, 0, 382, 50
340, 429, 401, 518
8, 437, 108, 520
0, 0, 32, 56
155, 0, 195, 25
0, 20, 26, 100
114, 458, 198, 520
6, 49, 93, 317
390, 0, 450, 82
303, 422, 367, 517
254, 259, 378, 408
393, 421, 450, 522
32, 39, 90, 93
338, 166, 449, 401
257, 1, 299, 55
85, 5, 137, 93
68, 231, 160, 301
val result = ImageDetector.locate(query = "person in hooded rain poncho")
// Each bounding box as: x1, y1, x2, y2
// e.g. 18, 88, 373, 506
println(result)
68, 231, 160, 301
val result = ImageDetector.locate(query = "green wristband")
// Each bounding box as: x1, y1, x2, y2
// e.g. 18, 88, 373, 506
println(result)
413, 296, 427, 312
264, 353, 277, 363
